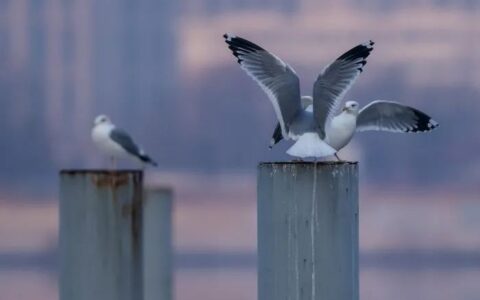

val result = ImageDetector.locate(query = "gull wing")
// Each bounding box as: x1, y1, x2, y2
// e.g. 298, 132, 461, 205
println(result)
110, 128, 157, 166
356, 100, 439, 133
313, 41, 374, 138
224, 34, 302, 138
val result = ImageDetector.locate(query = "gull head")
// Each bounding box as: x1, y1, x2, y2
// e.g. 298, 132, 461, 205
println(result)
94, 114, 112, 126
342, 101, 360, 114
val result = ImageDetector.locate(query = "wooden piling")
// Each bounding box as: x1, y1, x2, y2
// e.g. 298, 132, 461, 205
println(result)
257, 162, 359, 300
59, 170, 143, 300
143, 187, 173, 300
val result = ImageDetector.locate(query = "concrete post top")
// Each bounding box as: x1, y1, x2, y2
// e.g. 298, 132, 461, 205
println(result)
60, 169, 144, 175
258, 161, 358, 168
59, 170, 143, 189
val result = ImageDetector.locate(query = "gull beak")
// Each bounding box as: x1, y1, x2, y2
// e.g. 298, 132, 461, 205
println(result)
342, 107, 347, 112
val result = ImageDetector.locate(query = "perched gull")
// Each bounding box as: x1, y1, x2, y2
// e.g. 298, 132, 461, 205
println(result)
91, 115, 157, 168
270, 98, 439, 159
224, 34, 374, 158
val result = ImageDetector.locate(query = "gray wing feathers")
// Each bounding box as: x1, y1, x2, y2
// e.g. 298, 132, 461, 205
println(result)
110, 128, 142, 156
269, 97, 313, 148
110, 128, 158, 166
357, 100, 439, 133
313, 41, 374, 138
224, 34, 301, 137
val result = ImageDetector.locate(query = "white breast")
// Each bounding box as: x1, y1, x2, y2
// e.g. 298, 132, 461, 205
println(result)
286, 132, 337, 158
91, 124, 129, 158
325, 112, 357, 151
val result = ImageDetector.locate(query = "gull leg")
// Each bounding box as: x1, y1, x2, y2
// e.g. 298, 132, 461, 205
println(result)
109, 157, 117, 186
110, 157, 117, 170
334, 153, 342, 161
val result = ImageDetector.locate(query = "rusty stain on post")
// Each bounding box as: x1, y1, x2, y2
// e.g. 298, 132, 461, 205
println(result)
91, 173, 130, 188
130, 175, 143, 249
59, 170, 144, 300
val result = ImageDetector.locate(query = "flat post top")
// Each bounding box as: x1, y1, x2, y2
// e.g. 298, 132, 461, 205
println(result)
258, 161, 358, 172
60, 169, 143, 175
60, 169, 143, 186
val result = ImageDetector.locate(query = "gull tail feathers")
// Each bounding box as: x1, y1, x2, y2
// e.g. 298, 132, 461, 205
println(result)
286, 133, 336, 158
138, 154, 158, 167
268, 138, 275, 149
269, 123, 283, 149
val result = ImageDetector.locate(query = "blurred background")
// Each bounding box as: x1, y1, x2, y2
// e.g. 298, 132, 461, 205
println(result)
0, 0, 480, 299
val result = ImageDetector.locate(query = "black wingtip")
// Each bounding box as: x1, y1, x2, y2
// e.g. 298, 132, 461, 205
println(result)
224, 34, 264, 55
406, 109, 439, 133
139, 154, 158, 167
223, 33, 234, 41
338, 40, 375, 62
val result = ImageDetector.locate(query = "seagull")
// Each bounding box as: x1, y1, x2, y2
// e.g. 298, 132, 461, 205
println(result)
270, 98, 439, 159
224, 34, 375, 158
91, 115, 158, 168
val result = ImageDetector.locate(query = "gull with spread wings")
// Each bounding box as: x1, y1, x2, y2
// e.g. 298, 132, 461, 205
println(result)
224, 34, 438, 159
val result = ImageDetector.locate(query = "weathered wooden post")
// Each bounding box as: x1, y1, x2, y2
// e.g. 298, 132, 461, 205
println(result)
257, 162, 359, 300
143, 187, 173, 300
59, 170, 144, 300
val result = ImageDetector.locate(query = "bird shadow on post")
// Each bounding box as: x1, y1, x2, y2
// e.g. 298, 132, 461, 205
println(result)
59, 170, 144, 300
257, 161, 359, 300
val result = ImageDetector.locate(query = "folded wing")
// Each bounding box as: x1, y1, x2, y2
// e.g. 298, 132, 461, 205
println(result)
224, 34, 301, 138
356, 100, 439, 133
313, 41, 374, 138
110, 128, 157, 166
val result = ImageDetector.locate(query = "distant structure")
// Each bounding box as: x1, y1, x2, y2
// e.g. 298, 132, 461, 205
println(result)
181, 0, 299, 14
182, 0, 480, 15
0, 0, 178, 168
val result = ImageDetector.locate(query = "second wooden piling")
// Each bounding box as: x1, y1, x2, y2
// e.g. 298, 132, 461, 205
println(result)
143, 187, 173, 300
